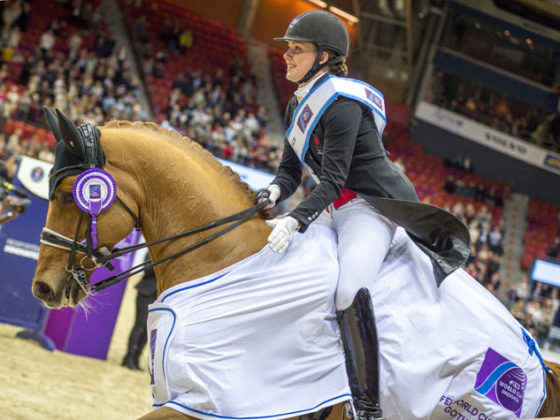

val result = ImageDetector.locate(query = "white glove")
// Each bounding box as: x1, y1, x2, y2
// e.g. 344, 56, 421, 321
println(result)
266, 216, 300, 253
257, 184, 281, 209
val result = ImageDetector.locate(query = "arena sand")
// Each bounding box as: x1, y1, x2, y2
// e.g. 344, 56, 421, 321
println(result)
0, 274, 153, 419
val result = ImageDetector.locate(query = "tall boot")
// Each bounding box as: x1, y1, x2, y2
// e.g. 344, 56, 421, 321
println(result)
122, 323, 146, 370
337, 288, 385, 420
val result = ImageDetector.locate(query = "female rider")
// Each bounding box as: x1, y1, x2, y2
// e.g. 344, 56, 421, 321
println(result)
257, 10, 470, 420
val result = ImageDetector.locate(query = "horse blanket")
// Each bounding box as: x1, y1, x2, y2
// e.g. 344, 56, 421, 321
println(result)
147, 223, 547, 419
147, 223, 352, 419
371, 228, 546, 419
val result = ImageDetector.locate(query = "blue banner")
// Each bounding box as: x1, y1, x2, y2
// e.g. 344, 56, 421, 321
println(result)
0, 156, 51, 331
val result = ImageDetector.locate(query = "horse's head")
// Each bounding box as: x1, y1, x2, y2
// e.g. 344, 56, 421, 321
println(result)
32, 109, 139, 308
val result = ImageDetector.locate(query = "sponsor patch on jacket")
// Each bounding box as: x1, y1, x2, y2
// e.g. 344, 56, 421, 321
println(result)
365, 87, 383, 110
474, 347, 526, 417
297, 105, 313, 132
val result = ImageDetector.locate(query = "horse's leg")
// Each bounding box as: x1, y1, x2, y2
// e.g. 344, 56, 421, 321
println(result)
325, 403, 349, 420
538, 360, 560, 417
298, 403, 349, 420
136, 407, 198, 420
138, 403, 349, 420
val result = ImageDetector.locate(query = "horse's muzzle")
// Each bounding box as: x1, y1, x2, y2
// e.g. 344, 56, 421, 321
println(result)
32, 276, 87, 308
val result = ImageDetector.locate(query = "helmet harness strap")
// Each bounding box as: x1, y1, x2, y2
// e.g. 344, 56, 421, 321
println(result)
296, 45, 345, 85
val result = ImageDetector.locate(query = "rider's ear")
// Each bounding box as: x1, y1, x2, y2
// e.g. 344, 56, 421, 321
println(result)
56, 108, 85, 159
43, 106, 62, 143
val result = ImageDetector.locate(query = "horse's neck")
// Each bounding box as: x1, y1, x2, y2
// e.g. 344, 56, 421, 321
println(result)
134, 149, 270, 293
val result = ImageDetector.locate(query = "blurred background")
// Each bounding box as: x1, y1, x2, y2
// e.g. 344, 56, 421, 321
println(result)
0, 0, 559, 411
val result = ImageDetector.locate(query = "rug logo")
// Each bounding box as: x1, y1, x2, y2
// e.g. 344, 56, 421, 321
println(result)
150, 329, 157, 385
474, 347, 526, 417
297, 105, 313, 132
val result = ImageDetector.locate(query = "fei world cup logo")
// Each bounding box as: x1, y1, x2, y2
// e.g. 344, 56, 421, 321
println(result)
474, 347, 527, 417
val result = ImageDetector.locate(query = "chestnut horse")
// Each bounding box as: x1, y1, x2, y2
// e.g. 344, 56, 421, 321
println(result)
33, 114, 560, 419
32, 115, 350, 420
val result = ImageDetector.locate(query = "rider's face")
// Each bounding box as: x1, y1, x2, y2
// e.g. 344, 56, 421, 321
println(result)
283, 41, 318, 85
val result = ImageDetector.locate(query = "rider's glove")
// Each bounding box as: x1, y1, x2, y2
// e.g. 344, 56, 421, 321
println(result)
256, 184, 281, 209
266, 216, 300, 253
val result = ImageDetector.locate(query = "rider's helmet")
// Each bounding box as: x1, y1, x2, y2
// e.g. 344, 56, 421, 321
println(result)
274, 10, 349, 84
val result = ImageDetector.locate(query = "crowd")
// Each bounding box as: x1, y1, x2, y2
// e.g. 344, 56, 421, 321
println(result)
508, 276, 560, 348
0, 0, 150, 170
442, 12, 558, 88
159, 64, 280, 174
449, 199, 504, 295
123, 0, 281, 174
427, 71, 560, 153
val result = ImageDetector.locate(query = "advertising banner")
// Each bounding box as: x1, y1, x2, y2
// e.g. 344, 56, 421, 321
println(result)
415, 101, 560, 176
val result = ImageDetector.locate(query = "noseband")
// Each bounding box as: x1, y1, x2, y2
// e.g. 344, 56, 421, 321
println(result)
40, 122, 267, 294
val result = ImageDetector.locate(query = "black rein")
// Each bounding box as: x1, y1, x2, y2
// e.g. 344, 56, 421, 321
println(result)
90, 201, 269, 291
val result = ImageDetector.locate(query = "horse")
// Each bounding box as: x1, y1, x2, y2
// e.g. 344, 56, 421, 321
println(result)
32, 111, 560, 419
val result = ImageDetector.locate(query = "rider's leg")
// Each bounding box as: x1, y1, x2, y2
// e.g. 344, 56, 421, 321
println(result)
332, 198, 396, 419
338, 288, 384, 419
332, 198, 395, 311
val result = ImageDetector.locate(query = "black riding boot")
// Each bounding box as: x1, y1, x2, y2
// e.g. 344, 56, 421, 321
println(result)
122, 316, 148, 370
337, 288, 385, 420
122, 329, 144, 370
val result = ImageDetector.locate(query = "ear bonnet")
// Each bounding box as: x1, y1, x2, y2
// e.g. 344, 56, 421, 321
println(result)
44, 107, 106, 199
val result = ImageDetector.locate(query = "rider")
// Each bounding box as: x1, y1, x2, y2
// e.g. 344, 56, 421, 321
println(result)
258, 10, 470, 420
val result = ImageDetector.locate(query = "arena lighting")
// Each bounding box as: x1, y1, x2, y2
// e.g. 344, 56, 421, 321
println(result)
328, 5, 359, 23
307, 0, 328, 8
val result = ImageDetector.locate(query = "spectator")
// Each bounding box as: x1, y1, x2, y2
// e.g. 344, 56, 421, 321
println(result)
516, 275, 530, 302
39, 28, 55, 56
122, 254, 157, 370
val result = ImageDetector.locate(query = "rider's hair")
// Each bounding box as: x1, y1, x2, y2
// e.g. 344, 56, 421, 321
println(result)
327, 50, 348, 77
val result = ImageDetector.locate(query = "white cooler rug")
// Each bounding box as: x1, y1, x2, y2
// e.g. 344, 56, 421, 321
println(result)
147, 223, 548, 420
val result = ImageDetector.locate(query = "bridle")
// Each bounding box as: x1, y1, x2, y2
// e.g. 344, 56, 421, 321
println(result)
40, 122, 268, 294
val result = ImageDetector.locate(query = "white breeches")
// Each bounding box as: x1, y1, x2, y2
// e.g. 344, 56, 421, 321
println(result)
318, 197, 397, 310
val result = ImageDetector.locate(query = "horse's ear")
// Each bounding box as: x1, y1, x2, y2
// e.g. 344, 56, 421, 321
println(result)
42, 106, 62, 143
55, 108, 85, 158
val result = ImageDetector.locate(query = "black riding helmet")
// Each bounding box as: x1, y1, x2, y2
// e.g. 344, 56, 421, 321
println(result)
275, 10, 349, 85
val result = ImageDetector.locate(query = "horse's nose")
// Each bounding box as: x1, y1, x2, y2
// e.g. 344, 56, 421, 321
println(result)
33, 281, 58, 307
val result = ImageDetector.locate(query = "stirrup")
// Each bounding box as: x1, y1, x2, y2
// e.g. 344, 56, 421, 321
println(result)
355, 408, 386, 420
355, 401, 385, 420
345, 401, 386, 420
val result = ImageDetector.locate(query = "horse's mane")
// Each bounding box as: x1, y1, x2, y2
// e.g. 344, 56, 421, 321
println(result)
102, 120, 261, 207
539, 360, 560, 417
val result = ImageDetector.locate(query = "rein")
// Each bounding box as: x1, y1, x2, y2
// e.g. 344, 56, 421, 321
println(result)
40, 182, 269, 293
89, 201, 268, 291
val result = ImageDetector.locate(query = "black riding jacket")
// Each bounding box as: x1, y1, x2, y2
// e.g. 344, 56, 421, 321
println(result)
273, 94, 417, 231
271, 76, 470, 285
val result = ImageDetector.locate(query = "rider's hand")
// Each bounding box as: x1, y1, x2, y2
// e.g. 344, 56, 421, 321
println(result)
256, 184, 281, 209
266, 216, 300, 253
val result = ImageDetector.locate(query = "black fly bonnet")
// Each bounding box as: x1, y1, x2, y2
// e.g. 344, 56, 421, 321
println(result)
45, 108, 106, 199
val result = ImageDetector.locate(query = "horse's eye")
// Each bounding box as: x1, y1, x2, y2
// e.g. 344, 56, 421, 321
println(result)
59, 192, 74, 205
